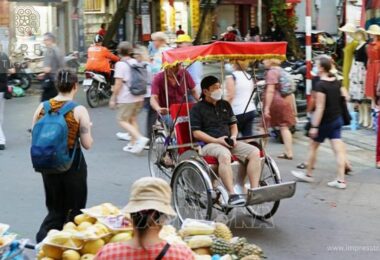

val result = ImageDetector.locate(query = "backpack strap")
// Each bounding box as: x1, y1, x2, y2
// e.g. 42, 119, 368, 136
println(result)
155, 243, 171, 260
58, 101, 78, 116
43, 101, 51, 114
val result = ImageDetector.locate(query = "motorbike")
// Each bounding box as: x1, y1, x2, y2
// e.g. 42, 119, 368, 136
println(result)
82, 71, 113, 108
7, 61, 32, 90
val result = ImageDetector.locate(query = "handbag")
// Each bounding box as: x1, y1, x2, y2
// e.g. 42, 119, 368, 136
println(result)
340, 96, 351, 126
155, 243, 171, 260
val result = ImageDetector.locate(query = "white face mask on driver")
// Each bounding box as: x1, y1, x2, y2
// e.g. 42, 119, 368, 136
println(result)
210, 89, 223, 101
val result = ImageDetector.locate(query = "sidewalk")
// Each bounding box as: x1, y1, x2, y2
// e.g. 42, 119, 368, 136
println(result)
294, 125, 376, 168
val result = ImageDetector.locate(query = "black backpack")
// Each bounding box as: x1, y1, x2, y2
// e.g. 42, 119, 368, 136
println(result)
123, 60, 148, 96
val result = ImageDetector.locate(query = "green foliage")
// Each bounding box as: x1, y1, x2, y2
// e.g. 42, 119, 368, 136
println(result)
268, 0, 301, 59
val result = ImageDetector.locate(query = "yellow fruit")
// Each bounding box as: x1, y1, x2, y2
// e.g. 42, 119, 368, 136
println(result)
49, 232, 72, 245
40, 258, 55, 260
42, 244, 63, 259
62, 250, 81, 260
80, 239, 105, 255
109, 232, 132, 243
77, 222, 93, 231
37, 249, 46, 260
80, 254, 95, 260
93, 223, 109, 235
63, 222, 77, 231
74, 214, 96, 225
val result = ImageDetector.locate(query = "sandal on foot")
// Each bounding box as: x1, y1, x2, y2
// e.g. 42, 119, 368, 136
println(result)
297, 162, 315, 170
277, 153, 293, 160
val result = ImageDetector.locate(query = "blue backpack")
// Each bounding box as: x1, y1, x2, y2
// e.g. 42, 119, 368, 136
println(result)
31, 101, 78, 173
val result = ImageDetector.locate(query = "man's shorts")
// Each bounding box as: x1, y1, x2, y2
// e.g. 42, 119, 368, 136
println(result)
202, 141, 259, 164
117, 102, 143, 121
314, 116, 343, 143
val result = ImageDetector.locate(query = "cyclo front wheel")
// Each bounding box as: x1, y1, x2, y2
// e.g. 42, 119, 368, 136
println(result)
148, 132, 172, 182
246, 157, 281, 219
172, 161, 213, 223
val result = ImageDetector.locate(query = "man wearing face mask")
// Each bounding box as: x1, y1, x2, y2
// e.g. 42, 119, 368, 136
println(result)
190, 76, 261, 206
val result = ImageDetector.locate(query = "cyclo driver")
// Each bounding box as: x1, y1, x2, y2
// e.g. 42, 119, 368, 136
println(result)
190, 76, 261, 206
150, 63, 199, 126
85, 35, 120, 81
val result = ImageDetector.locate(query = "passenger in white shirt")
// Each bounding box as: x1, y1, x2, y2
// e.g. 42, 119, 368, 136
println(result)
225, 60, 256, 137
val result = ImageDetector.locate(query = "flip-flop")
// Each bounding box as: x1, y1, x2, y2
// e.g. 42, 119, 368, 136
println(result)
277, 153, 293, 160
297, 162, 315, 170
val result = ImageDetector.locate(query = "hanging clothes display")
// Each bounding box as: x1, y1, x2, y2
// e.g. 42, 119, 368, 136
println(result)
365, 40, 380, 98
349, 43, 367, 101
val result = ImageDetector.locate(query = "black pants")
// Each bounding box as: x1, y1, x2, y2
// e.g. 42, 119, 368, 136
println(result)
144, 97, 157, 139
41, 75, 58, 102
236, 110, 255, 137
36, 151, 87, 243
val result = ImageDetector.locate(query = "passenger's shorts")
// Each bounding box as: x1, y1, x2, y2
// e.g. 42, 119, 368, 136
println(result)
117, 102, 143, 121
314, 116, 343, 143
202, 141, 259, 164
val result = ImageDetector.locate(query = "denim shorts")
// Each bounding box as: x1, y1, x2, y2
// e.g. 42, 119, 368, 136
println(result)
314, 116, 343, 143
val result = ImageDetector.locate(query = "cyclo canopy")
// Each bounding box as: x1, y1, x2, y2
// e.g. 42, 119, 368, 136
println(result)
162, 41, 288, 68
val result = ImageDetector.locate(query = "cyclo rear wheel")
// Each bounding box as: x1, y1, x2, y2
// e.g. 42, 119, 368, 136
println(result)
172, 161, 212, 223
246, 157, 281, 219
148, 132, 172, 182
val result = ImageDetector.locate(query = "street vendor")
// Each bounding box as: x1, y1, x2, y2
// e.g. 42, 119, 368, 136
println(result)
190, 76, 261, 206
95, 177, 194, 260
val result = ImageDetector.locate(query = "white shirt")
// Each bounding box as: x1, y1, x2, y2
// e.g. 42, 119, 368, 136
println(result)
114, 58, 144, 104
229, 71, 256, 115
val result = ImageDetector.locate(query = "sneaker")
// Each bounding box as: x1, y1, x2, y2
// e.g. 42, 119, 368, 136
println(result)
228, 194, 246, 206
116, 132, 131, 141
291, 170, 314, 183
130, 137, 150, 154
122, 144, 134, 152
0, 144, 5, 150
327, 180, 347, 189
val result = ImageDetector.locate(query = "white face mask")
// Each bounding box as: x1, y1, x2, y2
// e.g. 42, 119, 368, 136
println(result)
210, 89, 223, 101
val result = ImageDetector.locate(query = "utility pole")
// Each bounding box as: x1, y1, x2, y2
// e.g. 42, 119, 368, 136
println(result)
305, 0, 312, 102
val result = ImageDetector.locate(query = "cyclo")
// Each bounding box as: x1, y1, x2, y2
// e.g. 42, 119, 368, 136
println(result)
148, 41, 296, 222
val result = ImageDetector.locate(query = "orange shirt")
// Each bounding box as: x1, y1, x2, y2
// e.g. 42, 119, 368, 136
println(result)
38, 100, 79, 149
85, 45, 120, 74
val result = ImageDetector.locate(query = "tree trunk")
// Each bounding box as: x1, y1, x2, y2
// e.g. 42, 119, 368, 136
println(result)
103, 0, 131, 48
193, 0, 221, 45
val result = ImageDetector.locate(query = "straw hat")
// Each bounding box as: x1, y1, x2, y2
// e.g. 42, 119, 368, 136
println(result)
123, 177, 176, 216
175, 34, 193, 43
151, 31, 169, 43
366, 24, 380, 35
354, 28, 368, 40
339, 23, 356, 33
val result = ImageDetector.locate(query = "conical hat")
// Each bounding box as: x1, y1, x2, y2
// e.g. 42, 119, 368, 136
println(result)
339, 23, 356, 33
366, 24, 380, 35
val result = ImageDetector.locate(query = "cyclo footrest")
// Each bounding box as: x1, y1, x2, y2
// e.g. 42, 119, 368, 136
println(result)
245, 181, 296, 206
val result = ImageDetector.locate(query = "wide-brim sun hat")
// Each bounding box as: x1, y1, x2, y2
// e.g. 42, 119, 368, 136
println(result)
366, 24, 380, 35
123, 177, 176, 216
175, 34, 193, 43
339, 23, 356, 33
354, 28, 368, 40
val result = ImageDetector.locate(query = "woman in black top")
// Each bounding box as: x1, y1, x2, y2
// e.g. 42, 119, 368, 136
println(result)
292, 56, 349, 189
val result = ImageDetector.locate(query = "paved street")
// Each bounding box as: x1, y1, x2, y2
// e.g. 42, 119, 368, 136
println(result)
1, 87, 379, 260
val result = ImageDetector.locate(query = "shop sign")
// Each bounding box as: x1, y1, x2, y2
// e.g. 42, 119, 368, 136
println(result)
141, 1, 151, 41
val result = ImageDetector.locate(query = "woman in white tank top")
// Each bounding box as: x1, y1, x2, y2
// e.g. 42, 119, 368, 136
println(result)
225, 60, 256, 137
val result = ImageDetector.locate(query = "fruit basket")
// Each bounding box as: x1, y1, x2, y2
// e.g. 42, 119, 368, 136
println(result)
81, 203, 121, 218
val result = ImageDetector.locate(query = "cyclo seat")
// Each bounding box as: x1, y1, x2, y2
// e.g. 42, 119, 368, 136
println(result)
170, 103, 240, 164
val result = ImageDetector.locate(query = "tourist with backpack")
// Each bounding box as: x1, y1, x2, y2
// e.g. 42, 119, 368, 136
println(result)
263, 58, 296, 160
109, 42, 149, 154
31, 70, 93, 243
